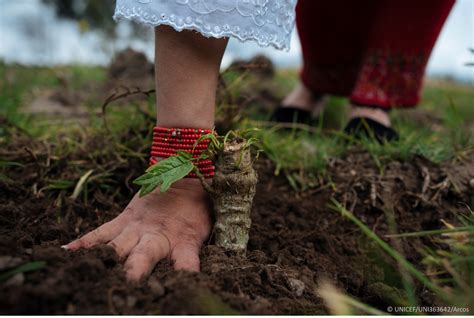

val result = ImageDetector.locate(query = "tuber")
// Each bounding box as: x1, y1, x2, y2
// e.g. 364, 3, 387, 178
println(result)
134, 132, 259, 255
205, 137, 258, 255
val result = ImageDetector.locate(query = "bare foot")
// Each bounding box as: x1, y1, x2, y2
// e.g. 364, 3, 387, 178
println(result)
348, 104, 392, 127
281, 82, 325, 116
63, 178, 211, 282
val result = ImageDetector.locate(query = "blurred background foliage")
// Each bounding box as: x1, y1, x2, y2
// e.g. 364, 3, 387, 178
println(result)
42, 0, 115, 33
40, 0, 151, 40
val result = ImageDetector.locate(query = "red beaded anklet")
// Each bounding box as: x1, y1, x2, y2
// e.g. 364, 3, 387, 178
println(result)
150, 126, 215, 178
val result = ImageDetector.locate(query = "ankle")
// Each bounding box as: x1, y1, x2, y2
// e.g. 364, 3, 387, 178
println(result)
168, 178, 208, 196
349, 104, 392, 127
281, 83, 324, 113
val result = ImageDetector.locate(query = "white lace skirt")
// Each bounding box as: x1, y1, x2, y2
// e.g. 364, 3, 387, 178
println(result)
113, 0, 297, 51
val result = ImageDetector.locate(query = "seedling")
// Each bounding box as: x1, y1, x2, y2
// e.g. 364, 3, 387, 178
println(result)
134, 130, 259, 255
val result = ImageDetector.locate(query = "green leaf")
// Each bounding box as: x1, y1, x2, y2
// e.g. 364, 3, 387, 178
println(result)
176, 150, 192, 159
156, 156, 194, 192
146, 162, 168, 174
139, 176, 163, 197
133, 173, 160, 186
0, 261, 46, 282
135, 155, 194, 197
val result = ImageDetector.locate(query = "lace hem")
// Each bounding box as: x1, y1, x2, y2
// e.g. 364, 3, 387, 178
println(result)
113, 4, 293, 51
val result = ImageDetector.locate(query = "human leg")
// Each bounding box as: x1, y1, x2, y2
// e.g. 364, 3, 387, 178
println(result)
345, 0, 454, 140
65, 27, 228, 282
274, 0, 378, 123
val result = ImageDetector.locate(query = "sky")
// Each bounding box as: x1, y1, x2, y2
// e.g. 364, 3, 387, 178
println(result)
0, 0, 472, 83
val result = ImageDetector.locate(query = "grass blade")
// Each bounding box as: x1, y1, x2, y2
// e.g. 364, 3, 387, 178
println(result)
70, 169, 94, 200
329, 198, 451, 303
385, 226, 474, 238
319, 279, 388, 315
0, 261, 47, 282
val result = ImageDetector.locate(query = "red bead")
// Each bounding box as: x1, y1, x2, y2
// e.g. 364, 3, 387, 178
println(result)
151, 149, 202, 155
151, 146, 208, 152
187, 172, 215, 178
152, 142, 208, 147
150, 151, 174, 157
196, 167, 214, 171
151, 151, 202, 158
150, 124, 216, 168
153, 127, 212, 134
152, 148, 206, 153
198, 165, 215, 170
154, 134, 211, 140
153, 132, 211, 138
195, 159, 213, 166
152, 137, 210, 144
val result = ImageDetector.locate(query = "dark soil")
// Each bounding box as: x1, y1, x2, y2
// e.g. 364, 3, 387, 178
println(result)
1, 130, 473, 314
1, 53, 473, 314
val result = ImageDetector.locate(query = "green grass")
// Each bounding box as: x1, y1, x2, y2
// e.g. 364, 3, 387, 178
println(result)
0, 62, 106, 137
2, 63, 472, 184
219, 69, 474, 185
329, 198, 474, 312
422, 79, 474, 119
1, 63, 473, 314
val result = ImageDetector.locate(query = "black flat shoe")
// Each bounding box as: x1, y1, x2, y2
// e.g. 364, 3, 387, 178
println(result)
344, 117, 399, 143
270, 106, 315, 125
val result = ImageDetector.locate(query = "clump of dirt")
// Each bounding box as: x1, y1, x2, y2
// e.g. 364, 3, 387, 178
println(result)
25, 90, 88, 118
228, 54, 275, 78
107, 48, 154, 90
215, 55, 282, 132
1, 126, 472, 314
24, 70, 90, 118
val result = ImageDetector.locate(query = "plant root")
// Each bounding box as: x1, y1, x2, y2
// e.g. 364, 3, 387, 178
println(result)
209, 137, 258, 255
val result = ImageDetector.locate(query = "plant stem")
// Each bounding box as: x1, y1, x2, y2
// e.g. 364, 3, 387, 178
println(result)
385, 226, 474, 238
329, 198, 451, 303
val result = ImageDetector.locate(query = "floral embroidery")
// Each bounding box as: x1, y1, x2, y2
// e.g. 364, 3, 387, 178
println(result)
114, 0, 296, 50
351, 49, 428, 108
301, 49, 428, 108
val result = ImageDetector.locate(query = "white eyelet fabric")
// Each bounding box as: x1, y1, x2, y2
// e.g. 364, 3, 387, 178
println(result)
113, 0, 297, 51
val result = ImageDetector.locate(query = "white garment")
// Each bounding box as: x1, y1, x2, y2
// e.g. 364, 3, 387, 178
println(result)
113, 0, 297, 51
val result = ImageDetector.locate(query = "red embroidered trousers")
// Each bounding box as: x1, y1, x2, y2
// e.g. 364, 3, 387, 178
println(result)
296, 0, 455, 109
